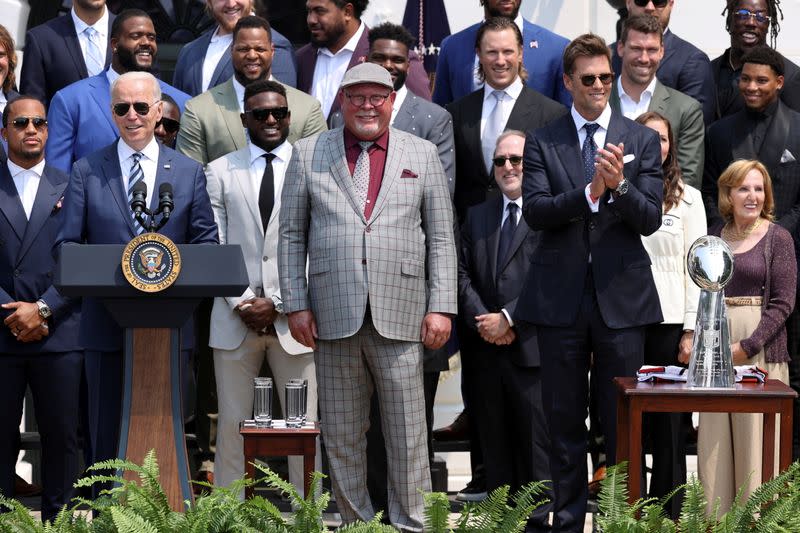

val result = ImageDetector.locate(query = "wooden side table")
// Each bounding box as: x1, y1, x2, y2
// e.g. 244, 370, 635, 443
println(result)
614, 377, 796, 504
240, 423, 320, 499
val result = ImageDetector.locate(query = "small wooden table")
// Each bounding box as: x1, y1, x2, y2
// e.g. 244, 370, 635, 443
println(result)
614, 377, 796, 504
240, 422, 320, 499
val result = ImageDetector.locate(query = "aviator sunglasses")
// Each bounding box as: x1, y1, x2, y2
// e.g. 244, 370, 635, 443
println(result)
578, 73, 614, 87
112, 100, 160, 117
244, 107, 290, 121
10, 116, 48, 129
493, 155, 523, 167
156, 117, 180, 133
632, 0, 669, 7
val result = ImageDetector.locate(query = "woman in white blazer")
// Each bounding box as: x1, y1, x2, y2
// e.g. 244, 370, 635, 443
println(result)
636, 111, 707, 518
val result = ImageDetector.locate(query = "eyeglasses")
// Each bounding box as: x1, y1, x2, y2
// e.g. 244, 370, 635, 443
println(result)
9, 116, 47, 130
579, 73, 614, 87
156, 117, 180, 133
343, 92, 392, 108
632, 0, 669, 7
733, 9, 770, 24
244, 107, 290, 121
492, 155, 523, 167
112, 100, 160, 117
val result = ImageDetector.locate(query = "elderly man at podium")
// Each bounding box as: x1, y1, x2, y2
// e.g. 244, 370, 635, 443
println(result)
55, 71, 218, 470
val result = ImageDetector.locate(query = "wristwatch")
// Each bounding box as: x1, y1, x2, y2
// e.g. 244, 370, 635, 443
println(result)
36, 299, 52, 319
270, 295, 284, 315
612, 178, 629, 197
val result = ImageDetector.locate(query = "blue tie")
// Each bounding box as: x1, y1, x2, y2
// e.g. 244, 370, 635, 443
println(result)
128, 153, 145, 234
84, 26, 105, 76
582, 123, 600, 184
497, 202, 518, 270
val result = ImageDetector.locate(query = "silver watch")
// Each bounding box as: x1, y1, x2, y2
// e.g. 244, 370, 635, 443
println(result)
36, 299, 52, 319
270, 295, 284, 314
613, 178, 629, 197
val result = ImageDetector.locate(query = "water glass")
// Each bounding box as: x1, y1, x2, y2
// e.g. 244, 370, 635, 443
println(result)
285, 379, 306, 428
253, 377, 273, 427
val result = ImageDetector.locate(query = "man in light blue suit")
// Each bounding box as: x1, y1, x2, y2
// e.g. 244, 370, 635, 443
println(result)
55, 71, 218, 470
45, 10, 190, 174
432, 0, 571, 107
172, 0, 297, 96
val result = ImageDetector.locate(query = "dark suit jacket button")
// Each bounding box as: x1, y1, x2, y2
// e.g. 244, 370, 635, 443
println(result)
365, 226, 371, 233
13, 269, 20, 277
589, 221, 597, 231
262, 256, 268, 262
361, 259, 367, 265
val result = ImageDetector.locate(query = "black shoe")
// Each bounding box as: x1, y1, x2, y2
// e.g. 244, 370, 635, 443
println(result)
456, 478, 487, 502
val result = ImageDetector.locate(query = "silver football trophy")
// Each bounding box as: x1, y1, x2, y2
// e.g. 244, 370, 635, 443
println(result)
686, 236, 736, 388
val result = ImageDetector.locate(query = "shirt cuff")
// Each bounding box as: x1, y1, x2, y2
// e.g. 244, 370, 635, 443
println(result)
584, 184, 600, 213
501, 308, 514, 328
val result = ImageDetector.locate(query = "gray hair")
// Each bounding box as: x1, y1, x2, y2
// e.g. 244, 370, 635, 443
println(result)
110, 71, 162, 101
494, 129, 526, 155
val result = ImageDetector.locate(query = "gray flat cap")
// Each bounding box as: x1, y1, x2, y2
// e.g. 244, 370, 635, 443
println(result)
339, 62, 393, 90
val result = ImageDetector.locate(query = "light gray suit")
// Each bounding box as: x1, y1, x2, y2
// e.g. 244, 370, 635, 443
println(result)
330, 89, 456, 196
205, 144, 318, 496
278, 127, 457, 531
177, 78, 327, 165
611, 78, 705, 188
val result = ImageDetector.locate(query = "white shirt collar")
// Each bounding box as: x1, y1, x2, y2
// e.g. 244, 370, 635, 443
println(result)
209, 24, 232, 44
7, 158, 45, 179
318, 21, 365, 57
0, 90, 6, 108
248, 139, 292, 166
391, 84, 408, 123
502, 194, 522, 212
571, 103, 612, 133
617, 75, 657, 104
118, 136, 160, 165
106, 66, 120, 85
71, 5, 109, 38
483, 76, 523, 103
232, 76, 246, 111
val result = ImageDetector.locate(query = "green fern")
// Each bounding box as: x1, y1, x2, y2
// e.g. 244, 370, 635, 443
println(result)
423, 491, 451, 532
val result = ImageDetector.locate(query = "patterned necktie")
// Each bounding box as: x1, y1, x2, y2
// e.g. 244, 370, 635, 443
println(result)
353, 141, 373, 212
482, 90, 506, 174
84, 26, 105, 76
497, 202, 518, 269
582, 123, 600, 184
259, 153, 277, 232
128, 152, 145, 234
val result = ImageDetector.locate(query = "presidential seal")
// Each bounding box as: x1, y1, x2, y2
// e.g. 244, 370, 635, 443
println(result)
121, 233, 182, 292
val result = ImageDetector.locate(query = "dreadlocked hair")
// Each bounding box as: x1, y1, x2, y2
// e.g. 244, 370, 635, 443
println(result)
722, 0, 783, 48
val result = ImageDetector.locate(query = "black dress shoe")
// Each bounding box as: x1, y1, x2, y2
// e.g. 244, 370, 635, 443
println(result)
432, 410, 469, 441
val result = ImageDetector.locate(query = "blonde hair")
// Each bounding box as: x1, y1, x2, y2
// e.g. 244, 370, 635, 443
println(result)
717, 159, 775, 222
0, 25, 18, 93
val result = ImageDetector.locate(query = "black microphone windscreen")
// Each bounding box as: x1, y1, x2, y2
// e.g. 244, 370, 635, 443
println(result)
133, 180, 147, 195
159, 182, 173, 195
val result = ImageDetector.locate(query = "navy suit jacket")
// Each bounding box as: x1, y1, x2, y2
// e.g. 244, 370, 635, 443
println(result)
0, 163, 80, 354
20, 13, 114, 105
55, 141, 219, 351
612, 30, 715, 125
0, 90, 20, 164
517, 111, 664, 329
433, 18, 571, 107
45, 72, 190, 174
172, 26, 297, 96
458, 195, 541, 367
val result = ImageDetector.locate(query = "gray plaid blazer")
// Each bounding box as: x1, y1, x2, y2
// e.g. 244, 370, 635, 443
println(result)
279, 127, 457, 342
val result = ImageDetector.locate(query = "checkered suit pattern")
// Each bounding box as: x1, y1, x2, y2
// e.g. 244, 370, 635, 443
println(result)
278, 127, 457, 341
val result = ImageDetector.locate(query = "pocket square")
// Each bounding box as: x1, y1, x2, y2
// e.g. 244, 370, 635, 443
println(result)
781, 149, 796, 163
401, 169, 418, 179
623, 154, 636, 164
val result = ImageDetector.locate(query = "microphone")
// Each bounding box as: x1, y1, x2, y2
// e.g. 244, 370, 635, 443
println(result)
158, 183, 174, 221
130, 181, 147, 215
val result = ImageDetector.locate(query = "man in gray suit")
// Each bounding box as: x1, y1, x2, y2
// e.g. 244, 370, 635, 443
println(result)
205, 80, 318, 498
278, 63, 457, 532
177, 16, 327, 165
609, 14, 704, 187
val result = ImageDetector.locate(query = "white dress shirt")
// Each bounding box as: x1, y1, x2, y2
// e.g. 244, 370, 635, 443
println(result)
472, 13, 525, 90
247, 140, 292, 209
118, 137, 159, 207
390, 84, 408, 125
7, 159, 45, 219
311, 22, 367, 118
617, 76, 657, 120
0, 90, 7, 113
71, 6, 109, 72
106, 66, 121, 87
232, 76, 247, 113
572, 104, 612, 212
480, 76, 523, 137
499, 194, 523, 326
202, 27, 233, 93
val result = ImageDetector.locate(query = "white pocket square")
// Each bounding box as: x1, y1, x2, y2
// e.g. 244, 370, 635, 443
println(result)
623, 154, 636, 164
781, 149, 796, 163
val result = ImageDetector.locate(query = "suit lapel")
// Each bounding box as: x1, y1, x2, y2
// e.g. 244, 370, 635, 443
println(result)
462, 90, 487, 177
218, 81, 248, 152
487, 196, 503, 282
551, 115, 585, 190
18, 169, 63, 263
649, 81, 670, 116
233, 150, 262, 233
102, 142, 137, 235
192, 30, 214, 91
0, 166, 27, 242
370, 130, 404, 222
392, 94, 417, 131
609, 81, 621, 114
63, 17, 89, 78
150, 147, 175, 214
498, 217, 529, 275
326, 132, 366, 224
731, 111, 756, 161
210, 48, 232, 88
760, 101, 791, 172
88, 75, 118, 134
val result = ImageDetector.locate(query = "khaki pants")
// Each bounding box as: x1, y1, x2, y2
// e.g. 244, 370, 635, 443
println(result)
697, 303, 789, 513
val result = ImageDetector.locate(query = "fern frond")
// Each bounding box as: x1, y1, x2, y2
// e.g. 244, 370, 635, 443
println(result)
423, 491, 451, 533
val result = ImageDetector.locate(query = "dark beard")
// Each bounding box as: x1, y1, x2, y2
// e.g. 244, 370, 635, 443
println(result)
117, 46, 154, 73
393, 72, 407, 91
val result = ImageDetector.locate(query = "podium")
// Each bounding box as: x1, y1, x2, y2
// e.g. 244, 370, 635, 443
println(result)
55, 244, 248, 510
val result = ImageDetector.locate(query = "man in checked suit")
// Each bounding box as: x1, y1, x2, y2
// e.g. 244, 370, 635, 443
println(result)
518, 34, 663, 532
205, 79, 318, 498
55, 71, 218, 470
278, 63, 457, 531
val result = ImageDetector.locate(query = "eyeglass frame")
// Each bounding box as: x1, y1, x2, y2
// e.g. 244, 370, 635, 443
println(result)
156, 117, 180, 133
9, 116, 48, 130
112, 100, 161, 117
492, 155, 523, 167
732, 8, 770, 25
577, 73, 615, 87
242, 107, 290, 122
342, 91, 393, 108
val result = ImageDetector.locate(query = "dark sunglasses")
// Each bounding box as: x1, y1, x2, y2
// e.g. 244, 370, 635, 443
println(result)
492, 155, 523, 167
112, 100, 160, 117
156, 117, 180, 133
733, 8, 770, 24
632, 0, 669, 7
10, 116, 47, 130
244, 107, 290, 121
579, 73, 614, 87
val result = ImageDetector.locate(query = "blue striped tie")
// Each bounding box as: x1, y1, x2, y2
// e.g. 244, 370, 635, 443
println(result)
128, 153, 145, 234
84, 27, 105, 76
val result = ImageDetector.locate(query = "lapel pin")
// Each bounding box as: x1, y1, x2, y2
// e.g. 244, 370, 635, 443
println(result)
530, 40, 539, 49
163, 164, 171, 169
